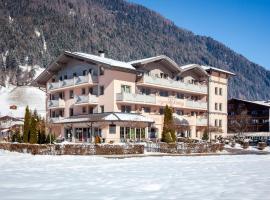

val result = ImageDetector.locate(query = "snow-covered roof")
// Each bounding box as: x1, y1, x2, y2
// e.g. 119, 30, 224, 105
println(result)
71, 52, 135, 70
129, 55, 181, 73
52, 112, 154, 124
201, 66, 235, 76
230, 98, 270, 108
180, 64, 209, 77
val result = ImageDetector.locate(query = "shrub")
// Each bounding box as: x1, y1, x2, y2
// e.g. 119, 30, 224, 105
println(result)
257, 142, 267, 150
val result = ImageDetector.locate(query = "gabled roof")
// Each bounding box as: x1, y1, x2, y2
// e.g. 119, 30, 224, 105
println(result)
33, 51, 136, 86
201, 66, 235, 76
180, 64, 209, 77
129, 55, 181, 73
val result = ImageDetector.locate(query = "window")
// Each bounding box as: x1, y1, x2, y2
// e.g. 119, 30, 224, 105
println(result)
64, 75, 67, 80
82, 106, 86, 114
89, 69, 92, 74
83, 70, 87, 76
215, 87, 218, 95
141, 88, 150, 95
159, 108, 164, 114
52, 78, 55, 83
82, 88, 86, 95
73, 73, 77, 77
69, 90, 74, 99
176, 110, 183, 115
121, 105, 131, 113
143, 107, 150, 113
219, 103, 222, 111
176, 93, 184, 99
160, 90, 168, 97
59, 76, 63, 81
121, 85, 131, 93
88, 107, 93, 114
219, 120, 222, 127
215, 119, 218, 127
219, 88, 222, 96
89, 87, 93, 94
100, 67, 104, 75
70, 108, 73, 117
100, 105, 104, 113
109, 124, 116, 134
215, 103, 218, 110
99, 86, 104, 95
120, 127, 125, 139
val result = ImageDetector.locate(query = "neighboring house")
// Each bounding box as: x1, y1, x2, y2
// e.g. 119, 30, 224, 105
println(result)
0, 115, 24, 141
32, 51, 234, 143
228, 98, 270, 140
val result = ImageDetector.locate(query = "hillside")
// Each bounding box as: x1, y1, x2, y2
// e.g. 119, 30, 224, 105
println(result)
0, 0, 269, 100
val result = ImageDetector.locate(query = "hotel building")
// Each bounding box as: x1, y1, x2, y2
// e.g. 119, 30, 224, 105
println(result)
33, 51, 234, 143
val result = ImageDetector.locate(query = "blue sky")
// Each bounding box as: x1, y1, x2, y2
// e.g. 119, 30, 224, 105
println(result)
129, 0, 270, 70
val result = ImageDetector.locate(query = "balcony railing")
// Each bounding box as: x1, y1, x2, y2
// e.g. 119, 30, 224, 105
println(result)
116, 93, 156, 104
48, 99, 65, 109
139, 75, 207, 94
186, 100, 207, 110
47, 74, 98, 91
117, 92, 207, 110
196, 117, 208, 126
75, 94, 98, 105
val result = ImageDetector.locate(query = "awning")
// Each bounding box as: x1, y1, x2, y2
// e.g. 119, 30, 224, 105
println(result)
51, 112, 154, 124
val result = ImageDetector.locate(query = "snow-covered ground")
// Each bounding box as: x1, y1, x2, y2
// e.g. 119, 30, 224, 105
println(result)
0, 151, 269, 200
0, 85, 46, 118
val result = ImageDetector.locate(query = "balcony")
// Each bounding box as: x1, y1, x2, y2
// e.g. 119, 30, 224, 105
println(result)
48, 99, 65, 109
75, 94, 98, 105
138, 74, 207, 94
196, 117, 208, 126
47, 74, 98, 91
117, 93, 207, 110
186, 100, 207, 110
116, 93, 156, 104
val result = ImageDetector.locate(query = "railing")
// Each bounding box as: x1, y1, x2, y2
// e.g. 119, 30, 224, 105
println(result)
196, 117, 208, 126
117, 93, 207, 110
116, 93, 156, 104
47, 74, 98, 91
186, 100, 207, 110
48, 99, 65, 108
75, 94, 98, 105
140, 75, 207, 94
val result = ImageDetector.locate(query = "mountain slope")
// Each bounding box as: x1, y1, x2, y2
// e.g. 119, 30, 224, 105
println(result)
0, 0, 269, 100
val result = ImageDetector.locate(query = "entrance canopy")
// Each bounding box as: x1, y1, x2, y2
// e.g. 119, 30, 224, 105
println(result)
51, 112, 154, 124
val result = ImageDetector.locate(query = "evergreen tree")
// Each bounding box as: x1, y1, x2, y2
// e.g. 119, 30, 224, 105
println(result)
202, 130, 209, 141
29, 110, 38, 144
23, 106, 31, 143
161, 105, 176, 143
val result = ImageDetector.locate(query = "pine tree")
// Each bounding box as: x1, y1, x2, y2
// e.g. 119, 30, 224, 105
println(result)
29, 110, 38, 144
161, 105, 176, 143
202, 130, 209, 141
23, 106, 31, 143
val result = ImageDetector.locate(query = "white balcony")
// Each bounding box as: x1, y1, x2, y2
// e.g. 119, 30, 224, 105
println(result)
186, 100, 207, 110
48, 99, 65, 109
116, 93, 156, 104
196, 117, 208, 126
75, 94, 98, 105
138, 75, 207, 94
47, 74, 98, 91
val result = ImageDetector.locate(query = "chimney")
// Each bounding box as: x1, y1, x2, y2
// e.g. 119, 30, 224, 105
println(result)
98, 50, 105, 58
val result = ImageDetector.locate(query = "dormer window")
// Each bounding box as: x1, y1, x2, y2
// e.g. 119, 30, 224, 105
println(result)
59, 76, 63, 81
83, 70, 87, 76
64, 75, 67, 80
73, 73, 77, 77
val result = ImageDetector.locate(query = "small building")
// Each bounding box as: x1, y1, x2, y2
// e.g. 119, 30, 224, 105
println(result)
0, 115, 24, 141
228, 98, 270, 140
